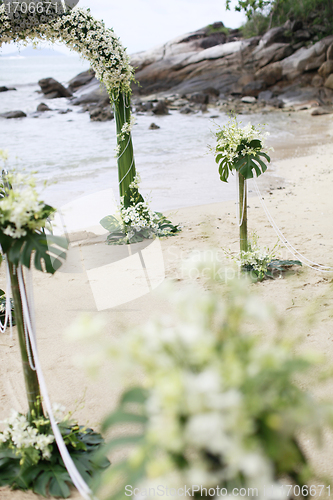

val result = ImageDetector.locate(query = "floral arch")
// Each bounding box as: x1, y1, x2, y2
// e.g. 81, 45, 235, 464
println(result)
0, 1, 136, 198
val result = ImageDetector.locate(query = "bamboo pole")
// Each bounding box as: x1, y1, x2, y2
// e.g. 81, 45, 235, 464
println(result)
239, 173, 248, 253
8, 262, 43, 420
113, 92, 136, 198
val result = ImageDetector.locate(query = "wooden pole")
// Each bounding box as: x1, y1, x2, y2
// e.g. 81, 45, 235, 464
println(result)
8, 263, 43, 420
239, 173, 248, 253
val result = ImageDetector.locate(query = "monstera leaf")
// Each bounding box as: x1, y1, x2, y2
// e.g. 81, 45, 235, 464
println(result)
216, 140, 270, 182
233, 140, 270, 179
216, 153, 232, 182
100, 215, 122, 233
233, 152, 270, 179
2, 232, 68, 274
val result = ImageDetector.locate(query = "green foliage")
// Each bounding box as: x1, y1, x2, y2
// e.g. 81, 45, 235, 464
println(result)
0, 413, 110, 498
214, 118, 271, 183
206, 24, 230, 36
239, 13, 270, 37
0, 174, 68, 273
266, 259, 303, 277
0, 231, 68, 274
270, 0, 333, 34
233, 140, 270, 179
227, 0, 333, 38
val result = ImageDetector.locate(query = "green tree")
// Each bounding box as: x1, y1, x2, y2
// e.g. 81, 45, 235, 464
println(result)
226, 0, 333, 36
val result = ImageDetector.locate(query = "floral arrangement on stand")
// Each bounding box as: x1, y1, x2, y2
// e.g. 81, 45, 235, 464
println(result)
213, 117, 301, 280
73, 258, 333, 499
0, 173, 109, 497
100, 175, 180, 245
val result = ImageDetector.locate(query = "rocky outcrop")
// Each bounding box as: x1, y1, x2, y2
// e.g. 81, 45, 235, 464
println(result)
89, 106, 114, 122
37, 103, 51, 112
126, 21, 333, 109
38, 78, 72, 99
63, 21, 333, 118
324, 74, 333, 89
71, 78, 109, 106
0, 86, 16, 92
68, 69, 95, 92
0, 110, 26, 119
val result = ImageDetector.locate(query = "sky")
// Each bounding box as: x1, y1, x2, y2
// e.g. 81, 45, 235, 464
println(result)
1, 0, 246, 55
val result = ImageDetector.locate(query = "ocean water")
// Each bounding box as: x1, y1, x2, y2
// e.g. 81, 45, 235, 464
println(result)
0, 55, 330, 213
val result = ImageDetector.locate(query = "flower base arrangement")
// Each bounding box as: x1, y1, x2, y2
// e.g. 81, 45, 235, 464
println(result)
0, 407, 109, 498
100, 176, 180, 245
228, 233, 302, 281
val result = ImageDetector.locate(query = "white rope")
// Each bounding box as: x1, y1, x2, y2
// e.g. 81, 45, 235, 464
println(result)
236, 172, 246, 227
123, 93, 131, 109
253, 178, 333, 272
117, 134, 131, 162
17, 265, 98, 500
118, 156, 134, 187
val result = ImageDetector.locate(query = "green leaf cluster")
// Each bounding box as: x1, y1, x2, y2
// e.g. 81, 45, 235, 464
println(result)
0, 421, 109, 498
216, 138, 270, 182
227, 0, 333, 38
100, 185, 180, 245
0, 230, 68, 274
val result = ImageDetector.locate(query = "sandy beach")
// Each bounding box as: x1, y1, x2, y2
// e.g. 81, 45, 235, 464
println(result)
0, 110, 333, 499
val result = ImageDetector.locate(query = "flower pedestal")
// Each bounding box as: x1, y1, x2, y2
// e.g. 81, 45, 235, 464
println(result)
214, 118, 302, 280
7, 263, 43, 420
238, 172, 248, 253
0, 175, 109, 498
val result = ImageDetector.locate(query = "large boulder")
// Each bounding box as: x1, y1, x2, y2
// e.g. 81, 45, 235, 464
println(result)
312, 74, 324, 87
252, 42, 294, 68
256, 27, 288, 49
68, 69, 95, 92
242, 80, 266, 97
324, 74, 333, 90
281, 36, 333, 79
327, 42, 333, 60
0, 86, 16, 92
38, 78, 72, 98
185, 40, 252, 65
37, 103, 51, 112
0, 110, 26, 119
152, 100, 169, 115
255, 61, 283, 85
89, 107, 114, 122
304, 53, 326, 72
71, 80, 110, 106
318, 60, 333, 79
188, 92, 209, 104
